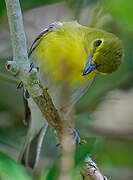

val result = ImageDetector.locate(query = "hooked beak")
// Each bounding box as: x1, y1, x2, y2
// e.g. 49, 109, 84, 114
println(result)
83, 55, 96, 76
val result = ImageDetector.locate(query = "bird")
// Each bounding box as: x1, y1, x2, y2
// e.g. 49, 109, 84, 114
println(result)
19, 21, 123, 168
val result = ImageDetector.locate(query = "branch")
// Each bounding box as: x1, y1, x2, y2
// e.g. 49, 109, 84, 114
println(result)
5, 1, 107, 179
81, 156, 108, 180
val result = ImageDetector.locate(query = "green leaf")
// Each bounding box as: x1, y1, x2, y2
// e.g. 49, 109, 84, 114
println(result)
46, 164, 59, 180
75, 137, 96, 166
0, 152, 31, 180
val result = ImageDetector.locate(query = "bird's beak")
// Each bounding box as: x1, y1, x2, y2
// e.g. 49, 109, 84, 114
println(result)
83, 55, 96, 76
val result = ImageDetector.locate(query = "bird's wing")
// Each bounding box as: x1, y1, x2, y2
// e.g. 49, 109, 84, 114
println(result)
60, 80, 93, 116
71, 81, 93, 107
28, 21, 62, 57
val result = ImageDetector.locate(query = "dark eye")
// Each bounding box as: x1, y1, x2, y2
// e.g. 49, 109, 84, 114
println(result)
94, 40, 102, 47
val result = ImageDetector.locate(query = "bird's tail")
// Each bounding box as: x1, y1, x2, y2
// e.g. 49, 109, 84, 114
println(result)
19, 96, 48, 169
19, 123, 48, 169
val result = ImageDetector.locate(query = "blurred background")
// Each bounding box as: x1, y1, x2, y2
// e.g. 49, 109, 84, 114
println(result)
0, 0, 133, 179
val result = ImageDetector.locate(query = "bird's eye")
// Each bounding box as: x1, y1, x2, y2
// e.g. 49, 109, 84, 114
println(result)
94, 40, 102, 47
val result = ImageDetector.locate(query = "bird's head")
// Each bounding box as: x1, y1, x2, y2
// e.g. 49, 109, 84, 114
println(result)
83, 29, 123, 76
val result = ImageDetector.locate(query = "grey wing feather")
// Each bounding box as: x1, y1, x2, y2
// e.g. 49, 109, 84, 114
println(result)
61, 80, 93, 116
28, 21, 62, 57
70, 81, 92, 107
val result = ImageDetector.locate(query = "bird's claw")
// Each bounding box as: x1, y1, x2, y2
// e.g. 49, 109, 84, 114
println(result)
17, 81, 23, 89
29, 62, 39, 72
17, 62, 39, 99
56, 128, 81, 147
70, 128, 81, 144
24, 89, 30, 99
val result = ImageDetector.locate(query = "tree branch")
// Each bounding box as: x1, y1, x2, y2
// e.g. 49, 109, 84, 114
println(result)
81, 156, 108, 180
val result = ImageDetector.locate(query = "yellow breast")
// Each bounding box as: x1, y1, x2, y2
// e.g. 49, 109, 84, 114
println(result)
31, 26, 95, 85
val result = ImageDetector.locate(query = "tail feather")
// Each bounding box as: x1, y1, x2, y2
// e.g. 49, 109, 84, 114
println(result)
20, 96, 48, 168
19, 123, 48, 169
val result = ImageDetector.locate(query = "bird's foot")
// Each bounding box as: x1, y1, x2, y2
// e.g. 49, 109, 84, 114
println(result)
56, 128, 81, 147
70, 127, 81, 144
29, 62, 39, 73
19, 62, 39, 99
24, 89, 30, 99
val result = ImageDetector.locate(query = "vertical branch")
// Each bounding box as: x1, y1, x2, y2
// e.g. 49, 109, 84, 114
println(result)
59, 85, 75, 180
5, 0, 29, 70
